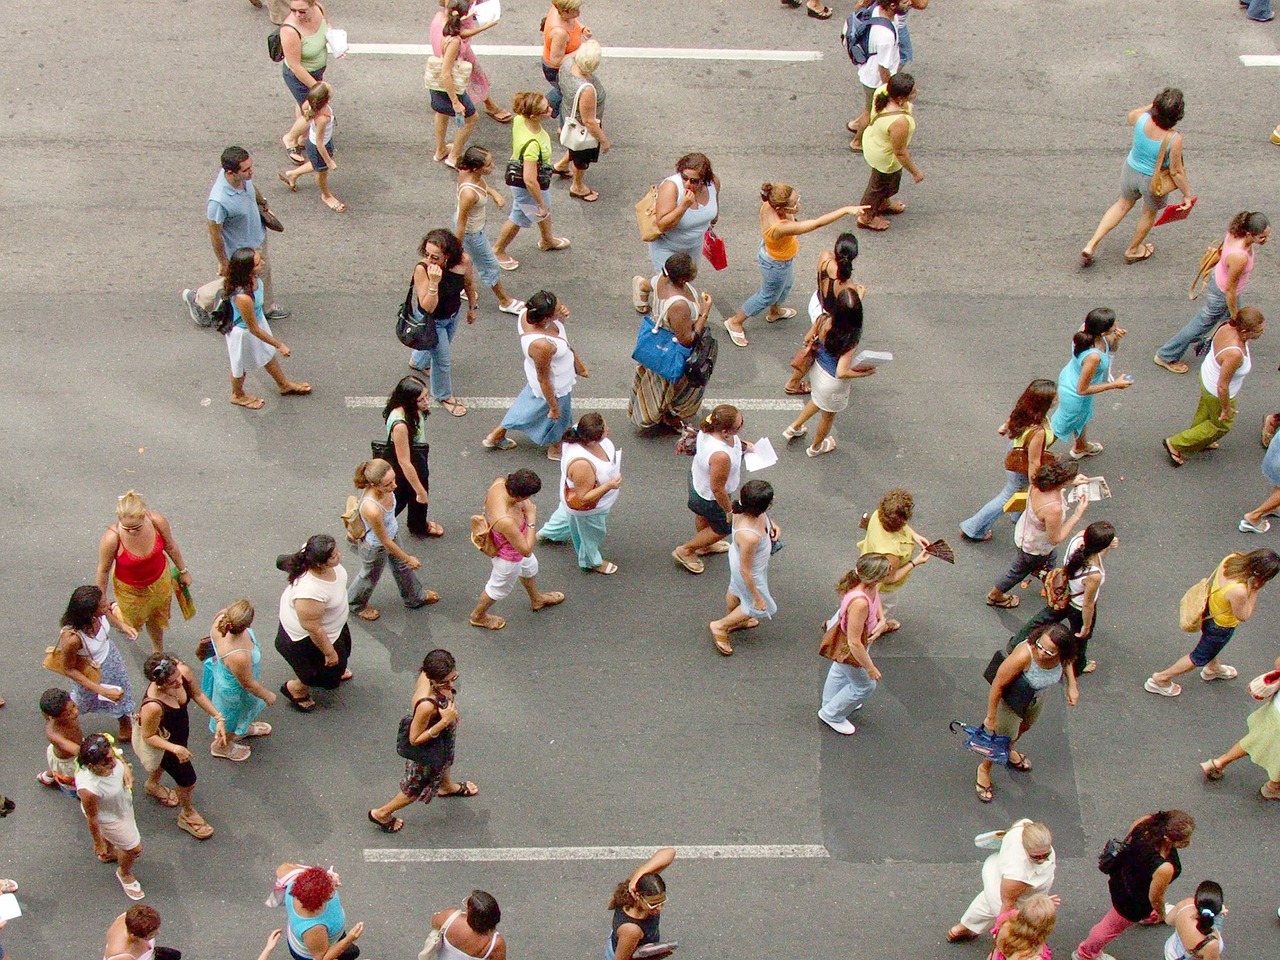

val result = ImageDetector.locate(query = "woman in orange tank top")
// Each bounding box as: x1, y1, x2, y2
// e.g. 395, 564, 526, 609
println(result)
95, 491, 192, 654
541, 0, 589, 118
722, 183, 866, 347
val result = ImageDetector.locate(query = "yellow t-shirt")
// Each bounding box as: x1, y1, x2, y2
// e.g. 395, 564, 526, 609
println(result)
863, 97, 916, 175
511, 116, 552, 164
857, 510, 917, 595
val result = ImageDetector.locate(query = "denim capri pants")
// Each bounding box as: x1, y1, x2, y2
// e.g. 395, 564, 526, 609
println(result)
740, 244, 795, 318
1189, 618, 1235, 667
508, 185, 550, 228
461, 227, 501, 288
283, 63, 325, 105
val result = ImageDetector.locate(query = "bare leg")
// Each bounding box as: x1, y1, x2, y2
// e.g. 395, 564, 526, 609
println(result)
1124, 205, 1159, 259
371, 791, 415, 823
676, 520, 726, 564
493, 221, 520, 259
1245, 487, 1280, 524
484, 426, 508, 446
449, 114, 479, 165
570, 167, 593, 198
787, 401, 820, 433
144, 623, 164, 655
724, 310, 748, 337
810, 411, 837, 448
1212, 742, 1249, 771
1151, 654, 1195, 686
1082, 197, 1138, 257
519, 576, 561, 609
711, 593, 751, 634
316, 171, 344, 211
230, 374, 264, 408
282, 161, 315, 189
536, 217, 558, 248
285, 107, 308, 152
284, 677, 312, 702
433, 113, 451, 161
263, 357, 310, 395
117, 844, 142, 885
469, 591, 504, 628
492, 280, 518, 309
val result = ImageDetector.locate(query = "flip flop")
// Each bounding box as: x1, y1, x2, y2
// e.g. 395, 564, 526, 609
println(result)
538, 238, 571, 251
550, 166, 572, 180
729, 617, 760, 632
881, 200, 906, 214
441, 397, 468, 417
279, 681, 316, 712
146, 783, 179, 807
356, 607, 380, 621
1164, 439, 1186, 467
807, 437, 836, 457
986, 594, 1019, 609
369, 809, 405, 832
278, 171, 298, 192
532, 591, 565, 611
483, 437, 517, 450
0, 880, 16, 894
425, 520, 445, 537
323, 196, 347, 213
117, 870, 146, 901
1200, 759, 1225, 781
784, 384, 811, 395
807, 4, 833, 17
700, 540, 731, 555
570, 189, 600, 202
433, 146, 454, 163
1144, 677, 1182, 697
485, 108, 513, 123
495, 255, 520, 271
975, 777, 994, 803
279, 383, 313, 396
672, 549, 705, 574
947, 926, 979, 943
1007, 752, 1032, 772
857, 216, 890, 231
591, 561, 618, 575
1153, 355, 1190, 374
499, 299, 525, 315
440, 781, 479, 797
231, 395, 265, 410
246, 722, 273, 737
723, 319, 748, 347
1123, 243, 1155, 264
1078, 250, 1094, 268
710, 624, 734, 656
470, 615, 506, 630
285, 147, 306, 164
97, 850, 119, 864
210, 742, 252, 761
766, 308, 797, 323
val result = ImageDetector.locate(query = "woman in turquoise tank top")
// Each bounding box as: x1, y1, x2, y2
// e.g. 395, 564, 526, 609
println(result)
1080, 88, 1194, 267
277, 863, 364, 960
1049, 308, 1131, 458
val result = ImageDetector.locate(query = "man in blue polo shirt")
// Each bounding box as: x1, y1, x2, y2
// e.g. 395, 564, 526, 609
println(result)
182, 145, 289, 324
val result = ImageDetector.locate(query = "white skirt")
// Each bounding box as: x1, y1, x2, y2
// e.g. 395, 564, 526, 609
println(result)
226, 322, 278, 378
811, 363, 851, 413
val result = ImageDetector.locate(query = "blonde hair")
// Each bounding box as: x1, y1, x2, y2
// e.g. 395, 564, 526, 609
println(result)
837, 554, 893, 591
217, 600, 255, 635
116, 491, 147, 520
305, 81, 332, 114
997, 894, 1057, 956
760, 182, 796, 211
354, 459, 394, 489
553, 0, 582, 12
1020, 822, 1053, 856
512, 91, 548, 119
574, 39, 602, 74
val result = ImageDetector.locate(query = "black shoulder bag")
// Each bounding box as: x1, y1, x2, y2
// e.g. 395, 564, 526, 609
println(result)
505, 139, 553, 190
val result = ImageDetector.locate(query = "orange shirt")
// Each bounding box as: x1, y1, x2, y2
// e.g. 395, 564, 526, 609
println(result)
763, 220, 799, 261
542, 8, 584, 67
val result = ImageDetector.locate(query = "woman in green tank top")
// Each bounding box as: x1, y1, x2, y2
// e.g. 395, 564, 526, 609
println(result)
280, 0, 331, 162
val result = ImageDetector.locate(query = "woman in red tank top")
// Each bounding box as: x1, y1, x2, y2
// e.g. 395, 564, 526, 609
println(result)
95, 491, 192, 654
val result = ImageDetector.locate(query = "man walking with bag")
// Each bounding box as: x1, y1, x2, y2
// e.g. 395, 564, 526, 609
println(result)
182, 146, 290, 326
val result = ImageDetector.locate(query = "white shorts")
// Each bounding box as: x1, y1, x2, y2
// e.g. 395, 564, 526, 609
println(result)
484, 554, 539, 601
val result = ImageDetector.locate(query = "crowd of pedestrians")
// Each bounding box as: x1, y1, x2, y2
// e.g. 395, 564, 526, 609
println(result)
6, 0, 1280, 958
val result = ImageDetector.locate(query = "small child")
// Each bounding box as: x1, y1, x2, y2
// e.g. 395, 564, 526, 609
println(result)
39, 688, 83, 795
279, 81, 344, 212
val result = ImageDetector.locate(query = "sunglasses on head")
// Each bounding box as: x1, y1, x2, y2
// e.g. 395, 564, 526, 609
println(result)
150, 658, 178, 681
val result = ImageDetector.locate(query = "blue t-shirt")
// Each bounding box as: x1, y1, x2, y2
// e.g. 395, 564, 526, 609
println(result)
207, 171, 266, 258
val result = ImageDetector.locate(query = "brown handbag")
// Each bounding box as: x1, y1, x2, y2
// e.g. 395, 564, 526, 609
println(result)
1149, 131, 1179, 199
43, 630, 103, 685
635, 185, 661, 242
817, 617, 854, 664
1003, 428, 1055, 476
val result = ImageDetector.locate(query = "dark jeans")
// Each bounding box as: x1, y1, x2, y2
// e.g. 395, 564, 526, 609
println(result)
1189, 618, 1235, 666
393, 478, 430, 537
1014, 603, 1092, 664
994, 548, 1056, 594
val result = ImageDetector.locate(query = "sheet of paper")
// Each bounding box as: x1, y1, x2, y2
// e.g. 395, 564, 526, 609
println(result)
1067, 477, 1111, 504
852, 349, 893, 368
0, 894, 21, 922
471, 0, 501, 24
743, 437, 777, 472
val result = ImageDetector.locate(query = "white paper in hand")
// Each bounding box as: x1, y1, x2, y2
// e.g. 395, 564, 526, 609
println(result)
743, 437, 777, 472
852, 349, 893, 368
0, 894, 21, 922
472, 0, 501, 24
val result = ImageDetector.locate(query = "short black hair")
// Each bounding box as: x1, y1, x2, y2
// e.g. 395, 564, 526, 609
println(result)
422, 648, 456, 681
221, 145, 251, 173
39, 688, 72, 718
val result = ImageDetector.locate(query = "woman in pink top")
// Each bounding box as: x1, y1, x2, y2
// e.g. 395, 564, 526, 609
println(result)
817, 554, 893, 735
988, 894, 1057, 960
1155, 211, 1270, 372
429, 0, 511, 165
469, 470, 564, 630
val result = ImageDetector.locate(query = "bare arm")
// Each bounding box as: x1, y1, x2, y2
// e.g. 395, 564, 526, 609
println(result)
1148, 862, 1176, 919
222, 648, 276, 702
361, 498, 418, 564
1227, 581, 1260, 622
888, 116, 923, 182
1077, 573, 1101, 636
58, 629, 120, 698
391, 421, 428, 501
578, 85, 609, 152
151, 512, 189, 584
564, 459, 620, 510
529, 338, 560, 418
1222, 252, 1248, 317
1127, 103, 1155, 125
293, 597, 336, 662
1041, 491, 1088, 545
1215, 348, 1242, 420
440, 36, 463, 105
629, 847, 676, 886
95, 529, 118, 593
236, 293, 286, 350
707, 451, 733, 513
772, 205, 866, 238
835, 345, 878, 381
414, 262, 441, 315
984, 644, 1032, 728
999, 878, 1034, 914
281, 25, 316, 86
207, 221, 228, 272
546, 26, 568, 67
654, 179, 688, 232
455, 189, 477, 246
1026, 426, 1048, 477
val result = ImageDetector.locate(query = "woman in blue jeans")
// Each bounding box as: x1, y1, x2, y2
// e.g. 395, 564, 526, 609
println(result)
408, 229, 478, 417
960, 379, 1057, 542
818, 553, 893, 735
721, 182, 865, 347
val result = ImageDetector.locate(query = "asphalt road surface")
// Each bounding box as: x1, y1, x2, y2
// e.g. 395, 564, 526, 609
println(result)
2, 1, 1279, 957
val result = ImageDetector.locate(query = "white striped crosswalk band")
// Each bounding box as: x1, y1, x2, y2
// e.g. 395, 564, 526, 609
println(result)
346, 43, 822, 62
364, 844, 829, 863
345, 397, 805, 411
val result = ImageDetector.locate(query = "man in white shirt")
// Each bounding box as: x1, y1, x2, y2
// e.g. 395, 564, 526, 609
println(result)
848, 0, 906, 152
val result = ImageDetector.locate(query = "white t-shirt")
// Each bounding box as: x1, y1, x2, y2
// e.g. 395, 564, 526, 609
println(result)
856, 11, 900, 88
75, 762, 133, 824
278, 568, 350, 642
992, 820, 1056, 888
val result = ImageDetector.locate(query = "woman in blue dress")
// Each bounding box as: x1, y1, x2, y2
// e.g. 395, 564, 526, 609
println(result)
1049, 308, 1132, 458
202, 600, 276, 762
709, 480, 779, 656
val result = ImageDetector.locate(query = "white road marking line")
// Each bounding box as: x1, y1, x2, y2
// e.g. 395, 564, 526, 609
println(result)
365, 844, 829, 864
347, 43, 822, 62
345, 396, 805, 411
1240, 55, 1280, 66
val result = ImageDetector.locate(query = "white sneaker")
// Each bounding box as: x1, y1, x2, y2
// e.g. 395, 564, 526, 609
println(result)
182, 288, 211, 327
818, 711, 855, 735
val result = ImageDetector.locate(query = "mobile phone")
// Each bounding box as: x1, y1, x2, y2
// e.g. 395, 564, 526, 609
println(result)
1122, 374, 1134, 383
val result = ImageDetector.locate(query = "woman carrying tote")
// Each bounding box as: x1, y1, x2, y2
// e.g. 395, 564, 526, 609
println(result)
959, 379, 1056, 544
783, 231, 862, 396
628, 252, 712, 431
347, 460, 438, 622
408, 229, 478, 418
429, 0, 479, 169
380, 376, 442, 539
454, 147, 525, 316
552, 40, 609, 202
721, 184, 865, 347
1202, 653, 1280, 799
492, 93, 570, 268
646, 153, 720, 272
817, 554, 893, 735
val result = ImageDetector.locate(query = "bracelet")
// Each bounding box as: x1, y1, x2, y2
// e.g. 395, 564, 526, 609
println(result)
179, 567, 189, 575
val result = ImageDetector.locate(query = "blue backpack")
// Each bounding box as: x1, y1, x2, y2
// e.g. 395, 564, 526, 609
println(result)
842, 7, 897, 66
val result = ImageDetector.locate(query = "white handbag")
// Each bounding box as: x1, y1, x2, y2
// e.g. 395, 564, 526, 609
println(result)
424, 55, 474, 93
1248, 669, 1280, 701
558, 82, 599, 151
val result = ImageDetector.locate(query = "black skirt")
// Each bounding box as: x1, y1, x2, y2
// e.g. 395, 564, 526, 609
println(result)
274, 621, 352, 690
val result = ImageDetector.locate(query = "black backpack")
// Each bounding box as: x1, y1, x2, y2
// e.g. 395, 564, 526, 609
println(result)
842, 7, 897, 66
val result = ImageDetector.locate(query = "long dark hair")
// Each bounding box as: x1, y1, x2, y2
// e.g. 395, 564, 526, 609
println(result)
823, 288, 863, 358
1192, 880, 1223, 936
277, 535, 337, 583
419, 229, 463, 269
832, 233, 858, 282
223, 247, 258, 299
1064, 521, 1114, 580
1127, 809, 1195, 851
1072, 307, 1116, 356
61, 586, 103, 632
383, 376, 428, 441
1007, 379, 1057, 437
607, 873, 665, 910
873, 71, 914, 113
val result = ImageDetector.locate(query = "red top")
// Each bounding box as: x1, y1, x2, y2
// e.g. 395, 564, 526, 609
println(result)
112, 521, 168, 588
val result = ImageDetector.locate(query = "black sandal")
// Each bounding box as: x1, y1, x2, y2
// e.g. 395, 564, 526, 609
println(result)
807, 4, 833, 17
368, 810, 404, 833
279, 681, 316, 713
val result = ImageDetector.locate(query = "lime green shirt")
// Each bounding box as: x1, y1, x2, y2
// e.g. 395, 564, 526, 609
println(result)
298, 19, 328, 73
863, 97, 915, 174
511, 116, 552, 164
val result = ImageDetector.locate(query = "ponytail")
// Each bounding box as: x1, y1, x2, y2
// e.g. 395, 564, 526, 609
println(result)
562, 412, 605, 445
276, 535, 337, 584
1193, 880, 1224, 935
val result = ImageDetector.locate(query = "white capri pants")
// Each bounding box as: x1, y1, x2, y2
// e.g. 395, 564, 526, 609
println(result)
484, 554, 539, 600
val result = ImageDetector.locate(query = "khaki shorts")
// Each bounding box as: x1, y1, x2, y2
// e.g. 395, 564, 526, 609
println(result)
113, 575, 172, 633
994, 696, 1043, 741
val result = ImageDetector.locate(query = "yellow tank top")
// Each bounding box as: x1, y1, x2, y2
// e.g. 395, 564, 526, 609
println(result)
1207, 561, 1242, 627
763, 220, 799, 261
863, 103, 915, 174
1014, 422, 1056, 451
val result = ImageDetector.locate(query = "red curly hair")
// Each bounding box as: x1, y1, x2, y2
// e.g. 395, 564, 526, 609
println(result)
292, 867, 337, 911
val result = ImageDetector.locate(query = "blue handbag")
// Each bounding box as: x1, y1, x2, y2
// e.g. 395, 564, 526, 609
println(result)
950, 720, 1012, 766
631, 314, 691, 382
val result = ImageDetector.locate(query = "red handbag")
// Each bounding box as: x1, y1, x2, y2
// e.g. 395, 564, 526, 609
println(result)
702, 228, 728, 271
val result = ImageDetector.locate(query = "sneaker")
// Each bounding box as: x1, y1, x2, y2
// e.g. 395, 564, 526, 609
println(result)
818, 711, 855, 735
1239, 517, 1271, 533
264, 305, 291, 320
182, 289, 212, 327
